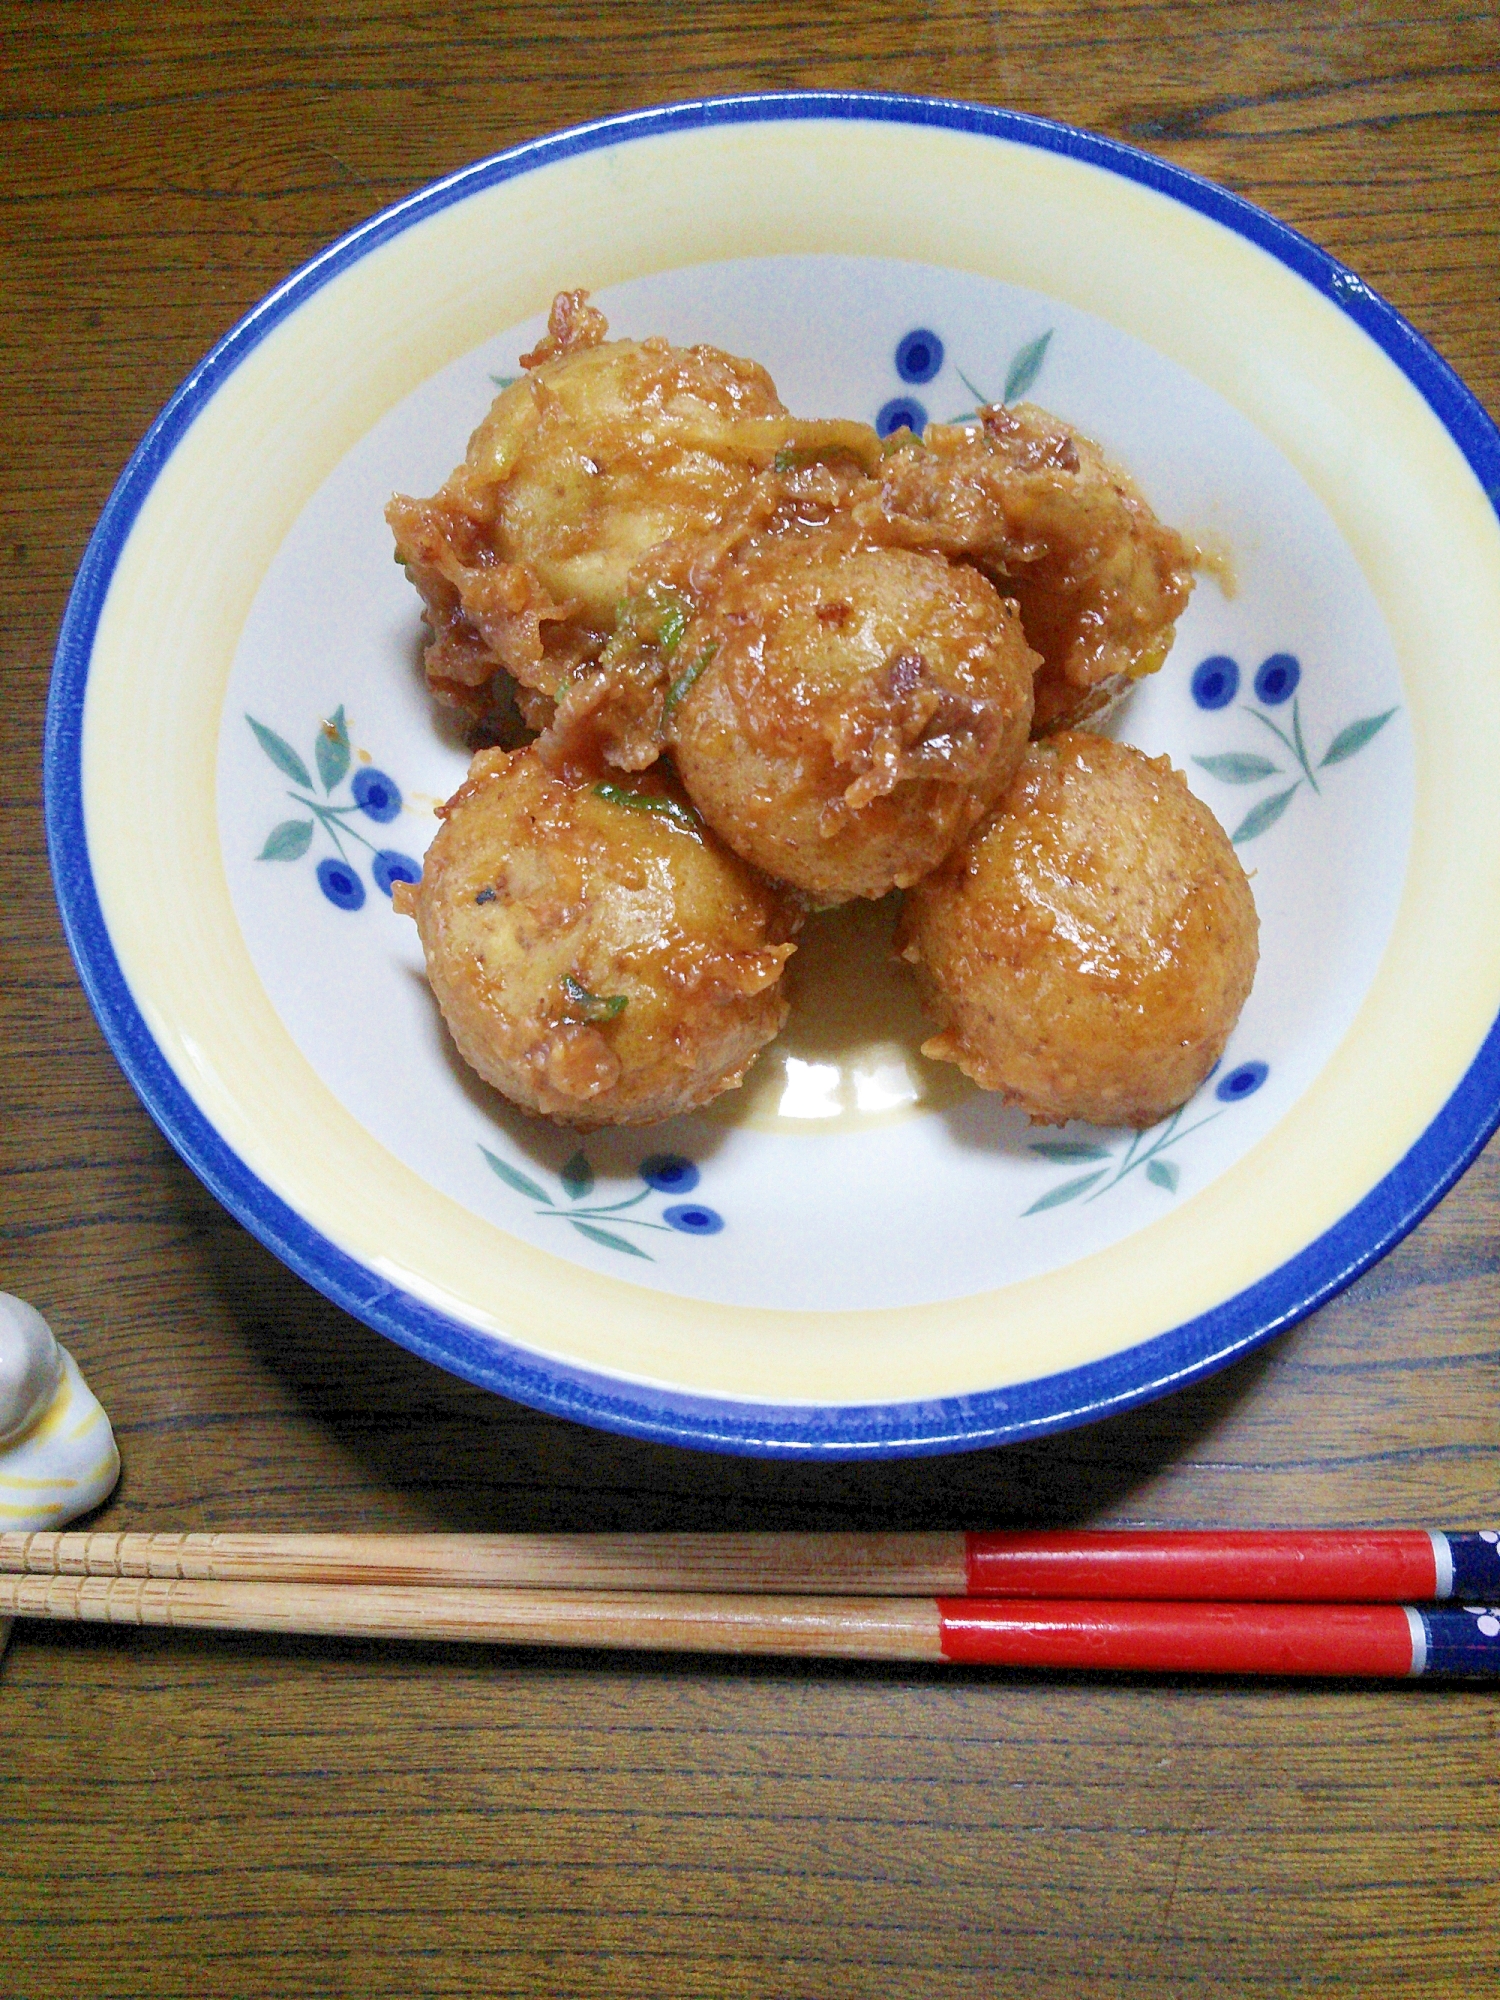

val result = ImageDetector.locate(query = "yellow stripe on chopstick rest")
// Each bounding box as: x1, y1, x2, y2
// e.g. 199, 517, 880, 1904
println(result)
0, 1294, 120, 1666
0, 1350, 120, 1529
0, 1296, 120, 1529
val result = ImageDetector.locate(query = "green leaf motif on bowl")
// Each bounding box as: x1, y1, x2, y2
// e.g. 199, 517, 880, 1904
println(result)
1003, 329, 1053, 404
479, 1147, 723, 1259
248, 708, 421, 911
1023, 1064, 1267, 1217
1022, 1170, 1108, 1214
258, 819, 314, 862
481, 1148, 553, 1206
944, 331, 1055, 424
1189, 656, 1399, 846
1230, 784, 1301, 845
1194, 753, 1280, 785
247, 717, 313, 789
1321, 710, 1397, 767
316, 704, 351, 793
571, 1222, 651, 1258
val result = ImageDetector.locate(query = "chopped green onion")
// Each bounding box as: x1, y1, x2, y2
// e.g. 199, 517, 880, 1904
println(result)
772, 443, 849, 473
592, 783, 703, 834
612, 584, 688, 656
654, 591, 688, 656
664, 643, 717, 716
561, 975, 628, 1022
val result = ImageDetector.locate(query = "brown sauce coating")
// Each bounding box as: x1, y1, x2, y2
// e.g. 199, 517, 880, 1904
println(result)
386, 290, 791, 721
388, 295, 1247, 1133
396, 746, 800, 1128
667, 523, 1039, 904
863, 404, 1196, 732
896, 732, 1259, 1127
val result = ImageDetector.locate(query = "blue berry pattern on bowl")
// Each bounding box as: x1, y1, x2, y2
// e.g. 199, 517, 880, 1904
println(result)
877, 325, 1054, 435
894, 328, 945, 385
1024, 1061, 1269, 1215
1189, 652, 1398, 845
876, 394, 927, 438
480, 1147, 723, 1259
249, 705, 422, 908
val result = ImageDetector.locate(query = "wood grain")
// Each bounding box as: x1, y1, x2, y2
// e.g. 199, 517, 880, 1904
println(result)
0, 1527, 973, 1593
3, 2, 1499, 1994
0, 1574, 948, 1657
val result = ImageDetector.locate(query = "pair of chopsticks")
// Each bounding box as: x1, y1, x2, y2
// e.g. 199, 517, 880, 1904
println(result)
3, 1528, 1497, 1677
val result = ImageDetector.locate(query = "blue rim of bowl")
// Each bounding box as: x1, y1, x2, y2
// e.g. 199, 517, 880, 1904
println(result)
44, 91, 1500, 1459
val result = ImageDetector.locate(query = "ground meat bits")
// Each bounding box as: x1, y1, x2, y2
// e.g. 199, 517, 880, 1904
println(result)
395, 747, 800, 1127
897, 732, 1259, 1127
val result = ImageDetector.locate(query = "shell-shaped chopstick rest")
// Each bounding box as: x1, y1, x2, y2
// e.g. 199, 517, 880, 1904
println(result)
0, 1294, 120, 1531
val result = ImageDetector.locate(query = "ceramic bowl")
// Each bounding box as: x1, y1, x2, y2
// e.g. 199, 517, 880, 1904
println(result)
46, 95, 1500, 1456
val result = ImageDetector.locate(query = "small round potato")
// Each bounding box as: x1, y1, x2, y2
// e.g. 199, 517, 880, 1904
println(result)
871, 405, 1196, 734
398, 747, 800, 1127
668, 528, 1038, 904
897, 732, 1258, 1126
387, 291, 788, 713
460, 327, 785, 624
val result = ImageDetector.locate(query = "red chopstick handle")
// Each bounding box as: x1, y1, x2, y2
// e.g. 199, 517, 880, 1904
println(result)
963, 1530, 1442, 1602
937, 1599, 1420, 1676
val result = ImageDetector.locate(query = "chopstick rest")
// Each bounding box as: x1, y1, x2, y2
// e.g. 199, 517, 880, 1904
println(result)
0, 1295, 121, 1664
7, 1526, 1499, 1602
0, 1294, 63, 1446
2, 1574, 1498, 1677
0, 1301, 120, 1532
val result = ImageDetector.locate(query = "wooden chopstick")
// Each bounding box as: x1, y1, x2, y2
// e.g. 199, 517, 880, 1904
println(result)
0, 1573, 938, 1659
4, 1572, 1498, 1677
5, 1527, 1497, 1601
1, 1529, 966, 1594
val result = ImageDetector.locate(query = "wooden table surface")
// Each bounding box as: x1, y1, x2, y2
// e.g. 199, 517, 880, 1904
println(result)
4, 4, 1498, 1993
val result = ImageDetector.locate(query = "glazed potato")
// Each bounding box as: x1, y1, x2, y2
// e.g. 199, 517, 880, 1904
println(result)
897, 732, 1258, 1127
868, 405, 1196, 733
668, 527, 1039, 904
387, 291, 789, 716
396, 746, 799, 1127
